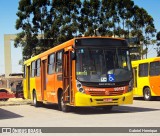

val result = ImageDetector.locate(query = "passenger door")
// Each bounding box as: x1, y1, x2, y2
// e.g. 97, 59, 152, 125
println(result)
63, 50, 73, 104
41, 59, 47, 101
133, 67, 138, 95
26, 65, 31, 99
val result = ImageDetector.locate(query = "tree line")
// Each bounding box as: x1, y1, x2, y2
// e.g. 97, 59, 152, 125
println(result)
15, 0, 157, 60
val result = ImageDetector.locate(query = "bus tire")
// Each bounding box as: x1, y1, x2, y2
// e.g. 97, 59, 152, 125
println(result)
33, 91, 42, 107
58, 92, 70, 112
143, 87, 152, 101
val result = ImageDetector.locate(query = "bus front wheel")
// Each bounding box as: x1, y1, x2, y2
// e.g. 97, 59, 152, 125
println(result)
143, 87, 152, 101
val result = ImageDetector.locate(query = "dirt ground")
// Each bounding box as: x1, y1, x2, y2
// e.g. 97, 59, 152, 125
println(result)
0, 98, 32, 106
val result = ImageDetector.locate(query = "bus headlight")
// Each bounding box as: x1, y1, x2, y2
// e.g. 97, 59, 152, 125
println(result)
76, 80, 85, 93
128, 79, 133, 92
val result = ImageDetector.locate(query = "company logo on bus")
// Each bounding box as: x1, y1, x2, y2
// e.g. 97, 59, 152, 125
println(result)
105, 91, 110, 95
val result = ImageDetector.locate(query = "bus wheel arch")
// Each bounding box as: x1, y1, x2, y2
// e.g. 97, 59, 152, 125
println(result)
32, 89, 42, 107
57, 88, 70, 112
143, 87, 152, 101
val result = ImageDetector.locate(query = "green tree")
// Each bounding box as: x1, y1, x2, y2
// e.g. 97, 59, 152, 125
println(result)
32, 0, 51, 54
49, 0, 81, 44
131, 6, 156, 59
157, 31, 160, 40
80, 0, 92, 36
15, 0, 157, 60
118, 0, 134, 38
80, 0, 100, 36
15, 0, 35, 59
156, 31, 160, 56
100, 0, 114, 36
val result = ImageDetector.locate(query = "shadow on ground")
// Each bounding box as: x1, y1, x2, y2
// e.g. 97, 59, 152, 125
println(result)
134, 96, 160, 101
0, 108, 23, 120
33, 103, 160, 115
69, 106, 160, 115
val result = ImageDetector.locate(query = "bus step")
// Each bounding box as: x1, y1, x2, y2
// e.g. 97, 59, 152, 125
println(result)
64, 101, 70, 103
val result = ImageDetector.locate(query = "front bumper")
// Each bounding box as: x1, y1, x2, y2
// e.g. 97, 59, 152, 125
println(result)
75, 91, 133, 107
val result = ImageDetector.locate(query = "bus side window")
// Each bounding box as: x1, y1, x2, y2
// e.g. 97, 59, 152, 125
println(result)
56, 51, 63, 73
36, 59, 41, 76
133, 67, 137, 88
48, 53, 55, 74
139, 63, 148, 77
31, 61, 36, 77
150, 61, 160, 76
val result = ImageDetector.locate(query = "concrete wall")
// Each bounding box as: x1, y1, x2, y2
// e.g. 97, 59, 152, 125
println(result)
4, 34, 17, 78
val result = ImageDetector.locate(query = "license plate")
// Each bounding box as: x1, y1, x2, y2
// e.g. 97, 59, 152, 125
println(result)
103, 98, 112, 102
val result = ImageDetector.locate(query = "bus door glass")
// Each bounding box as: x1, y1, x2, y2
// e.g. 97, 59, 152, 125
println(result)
26, 65, 31, 99
35, 59, 42, 101
42, 59, 47, 100
132, 67, 138, 95
63, 50, 72, 103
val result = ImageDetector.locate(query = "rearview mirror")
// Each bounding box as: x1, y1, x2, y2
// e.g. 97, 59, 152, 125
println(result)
71, 51, 76, 60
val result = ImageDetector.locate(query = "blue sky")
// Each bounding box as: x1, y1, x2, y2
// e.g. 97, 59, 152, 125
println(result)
0, 0, 160, 74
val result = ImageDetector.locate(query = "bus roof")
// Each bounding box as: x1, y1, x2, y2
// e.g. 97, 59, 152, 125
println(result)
132, 57, 160, 67
24, 36, 126, 65
24, 38, 74, 65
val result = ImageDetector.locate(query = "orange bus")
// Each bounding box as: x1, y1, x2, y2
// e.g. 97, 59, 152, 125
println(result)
23, 37, 133, 112
132, 57, 160, 100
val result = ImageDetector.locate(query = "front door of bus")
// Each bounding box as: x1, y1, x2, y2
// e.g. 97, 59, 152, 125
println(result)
42, 59, 47, 101
133, 67, 138, 95
26, 65, 31, 99
63, 51, 73, 104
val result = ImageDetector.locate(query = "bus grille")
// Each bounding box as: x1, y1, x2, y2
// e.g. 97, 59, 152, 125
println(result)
87, 90, 124, 96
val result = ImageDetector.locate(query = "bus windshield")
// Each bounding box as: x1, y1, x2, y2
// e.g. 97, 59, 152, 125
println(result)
76, 48, 132, 83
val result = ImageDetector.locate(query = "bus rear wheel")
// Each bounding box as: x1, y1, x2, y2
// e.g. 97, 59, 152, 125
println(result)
143, 87, 152, 101
58, 92, 70, 112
